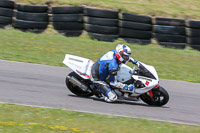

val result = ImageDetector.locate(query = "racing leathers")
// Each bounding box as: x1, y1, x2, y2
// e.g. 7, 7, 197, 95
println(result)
91, 49, 138, 102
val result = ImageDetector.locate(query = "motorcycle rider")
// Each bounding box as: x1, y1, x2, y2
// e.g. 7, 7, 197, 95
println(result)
91, 44, 139, 102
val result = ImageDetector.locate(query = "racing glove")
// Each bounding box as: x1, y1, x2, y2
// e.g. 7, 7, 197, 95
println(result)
129, 57, 139, 67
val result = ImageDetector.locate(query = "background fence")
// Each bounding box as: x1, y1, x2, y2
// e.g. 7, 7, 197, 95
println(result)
0, 0, 200, 51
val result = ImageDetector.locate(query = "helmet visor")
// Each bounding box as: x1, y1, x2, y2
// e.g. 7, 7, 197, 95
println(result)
122, 53, 129, 61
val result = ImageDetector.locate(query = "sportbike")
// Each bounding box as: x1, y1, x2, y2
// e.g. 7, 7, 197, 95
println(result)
63, 54, 169, 106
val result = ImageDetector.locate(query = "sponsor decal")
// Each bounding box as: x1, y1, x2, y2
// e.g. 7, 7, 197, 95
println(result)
138, 77, 152, 82
68, 62, 81, 69
145, 81, 150, 86
69, 57, 83, 63
76, 70, 91, 78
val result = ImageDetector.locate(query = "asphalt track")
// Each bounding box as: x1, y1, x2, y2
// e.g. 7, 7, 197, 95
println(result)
0, 60, 200, 126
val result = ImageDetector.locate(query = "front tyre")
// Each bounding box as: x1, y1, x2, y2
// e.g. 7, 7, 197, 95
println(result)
65, 72, 93, 97
140, 86, 169, 106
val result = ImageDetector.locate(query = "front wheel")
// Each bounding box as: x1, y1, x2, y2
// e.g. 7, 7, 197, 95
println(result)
140, 86, 169, 106
65, 72, 93, 97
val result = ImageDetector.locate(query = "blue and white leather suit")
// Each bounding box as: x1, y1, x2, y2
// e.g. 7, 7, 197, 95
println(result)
91, 49, 138, 99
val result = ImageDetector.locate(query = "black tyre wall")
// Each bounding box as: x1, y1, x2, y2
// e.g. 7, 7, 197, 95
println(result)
186, 20, 200, 29
119, 12, 152, 24
13, 19, 48, 29
158, 42, 186, 49
85, 24, 118, 35
186, 28, 200, 37
154, 33, 186, 43
119, 20, 152, 31
16, 12, 49, 22
119, 12, 152, 45
84, 8, 118, 19
119, 28, 152, 39
187, 37, 200, 44
153, 17, 185, 26
52, 14, 83, 22
55, 30, 83, 37
185, 20, 200, 50
122, 38, 151, 45
51, 6, 84, 37
0, 6, 13, 27
0, 16, 12, 24
84, 8, 119, 42
52, 6, 83, 14
84, 16, 118, 27
88, 32, 118, 42
0, 7, 13, 17
14, 4, 49, 33
189, 44, 200, 51
16, 4, 48, 13
0, 0, 14, 9
153, 17, 186, 49
153, 25, 185, 35
53, 22, 83, 30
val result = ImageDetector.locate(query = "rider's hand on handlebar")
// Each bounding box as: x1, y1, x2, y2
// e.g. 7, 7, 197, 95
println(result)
130, 57, 139, 67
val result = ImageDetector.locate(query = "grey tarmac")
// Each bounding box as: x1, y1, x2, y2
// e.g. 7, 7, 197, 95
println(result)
0, 60, 200, 126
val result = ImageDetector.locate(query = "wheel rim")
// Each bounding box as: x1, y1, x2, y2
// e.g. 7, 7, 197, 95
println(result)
140, 89, 168, 106
152, 90, 165, 105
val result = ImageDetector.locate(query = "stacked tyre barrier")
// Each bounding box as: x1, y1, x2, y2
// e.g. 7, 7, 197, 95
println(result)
153, 18, 186, 49
84, 8, 119, 42
0, 0, 14, 28
119, 13, 152, 45
185, 20, 200, 51
51, 6, 84, 37
0, 1, 200, 52
13, 4, 49, 33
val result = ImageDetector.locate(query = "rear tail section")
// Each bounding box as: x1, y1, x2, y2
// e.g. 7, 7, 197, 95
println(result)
63, 54, 94, 79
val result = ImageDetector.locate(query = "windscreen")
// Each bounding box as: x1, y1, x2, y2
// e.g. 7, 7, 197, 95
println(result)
137, 63, 156, 80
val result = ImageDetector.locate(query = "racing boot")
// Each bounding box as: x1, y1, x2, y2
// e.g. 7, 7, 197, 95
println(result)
104, 88, 117, 102
93, 81, 117, 102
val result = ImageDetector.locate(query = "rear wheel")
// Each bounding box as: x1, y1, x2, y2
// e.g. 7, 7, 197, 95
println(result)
140, 86, 169, 106
65, 72, 93, 97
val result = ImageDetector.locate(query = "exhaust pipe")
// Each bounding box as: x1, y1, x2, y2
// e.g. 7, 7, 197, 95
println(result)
67, 76, 88, 91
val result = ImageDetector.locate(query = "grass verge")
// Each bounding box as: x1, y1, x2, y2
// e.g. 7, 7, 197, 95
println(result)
0, 103, 200, 133
17, 0, 200, 20
0, 28, 200, 83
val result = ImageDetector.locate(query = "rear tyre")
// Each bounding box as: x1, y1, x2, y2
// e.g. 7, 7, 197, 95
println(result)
140, 86, 169, 106
65, 72, 93, 97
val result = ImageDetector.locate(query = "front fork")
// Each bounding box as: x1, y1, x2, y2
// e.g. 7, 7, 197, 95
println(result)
147, 84, 160, 98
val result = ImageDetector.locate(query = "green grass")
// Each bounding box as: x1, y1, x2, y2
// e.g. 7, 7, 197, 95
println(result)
0, 103, 199, 133
17, 0, 200, 20
0, 28, 200, 83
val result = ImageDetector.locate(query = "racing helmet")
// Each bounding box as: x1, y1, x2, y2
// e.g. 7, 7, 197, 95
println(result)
115, 44, 131, 63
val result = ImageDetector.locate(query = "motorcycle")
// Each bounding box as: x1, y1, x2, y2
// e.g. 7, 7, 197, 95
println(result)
63, 54, 169, 106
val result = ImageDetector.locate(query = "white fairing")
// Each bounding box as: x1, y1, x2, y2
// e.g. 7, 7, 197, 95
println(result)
63, 54, 94, 79
117, 64, 132, 83
140, 62, 159, 80
117, 62, 159, 96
